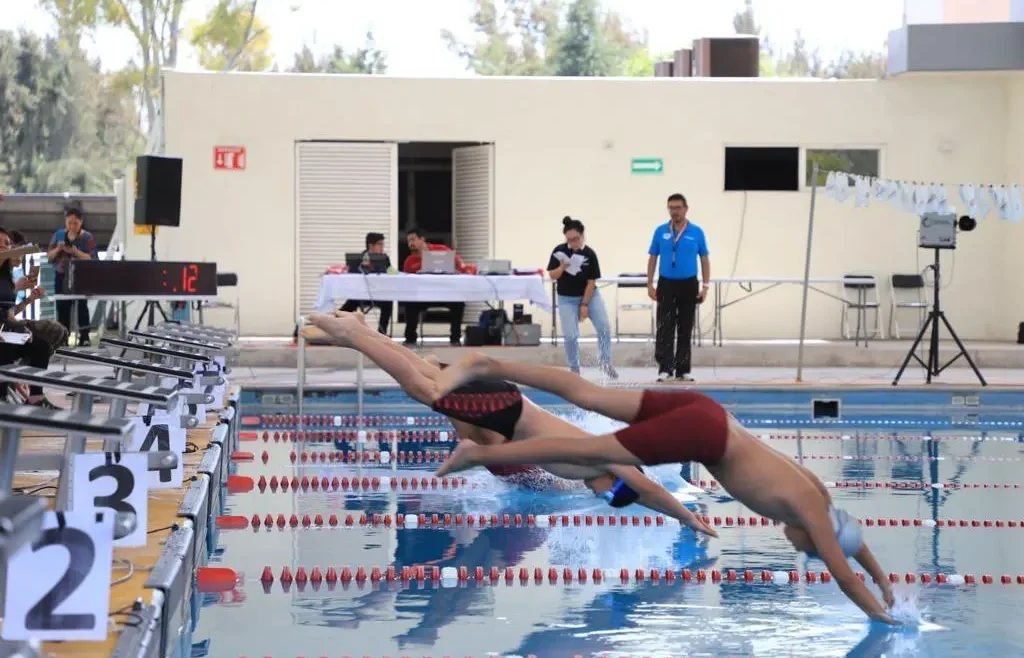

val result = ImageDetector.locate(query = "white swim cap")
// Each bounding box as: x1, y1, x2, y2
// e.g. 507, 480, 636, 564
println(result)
829, 507, 864, 557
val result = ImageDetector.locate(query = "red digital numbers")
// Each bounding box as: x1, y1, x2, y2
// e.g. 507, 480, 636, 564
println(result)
182, 264, 199, 293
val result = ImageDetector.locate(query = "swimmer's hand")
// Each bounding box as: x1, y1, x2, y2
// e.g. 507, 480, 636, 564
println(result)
880, 582, 895, 608
871, 611, 899, 626
678, 508, 718, 538
435, 440, 480, 477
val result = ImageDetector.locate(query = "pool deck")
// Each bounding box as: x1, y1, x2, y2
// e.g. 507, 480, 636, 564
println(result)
233, 336, 1024, 370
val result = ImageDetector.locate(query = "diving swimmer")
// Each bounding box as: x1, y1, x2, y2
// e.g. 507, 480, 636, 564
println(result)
302, 312, 716, 537
431, 353, 897, 624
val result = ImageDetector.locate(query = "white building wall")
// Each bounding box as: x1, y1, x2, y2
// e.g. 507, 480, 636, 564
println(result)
157, 71, 1016, 340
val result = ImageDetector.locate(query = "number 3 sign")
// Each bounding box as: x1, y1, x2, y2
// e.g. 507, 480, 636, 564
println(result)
2, 510, 114, 641
72, 452, 149, 547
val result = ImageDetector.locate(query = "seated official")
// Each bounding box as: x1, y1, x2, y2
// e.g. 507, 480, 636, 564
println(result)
402, 228, 473, 346
0, 228, 60, 408
339, 232, 394, 334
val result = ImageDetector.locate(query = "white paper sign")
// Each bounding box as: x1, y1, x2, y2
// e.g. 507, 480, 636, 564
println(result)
71, 452, 149, 547
127, 417, 186, 488
2, 510, 114, 641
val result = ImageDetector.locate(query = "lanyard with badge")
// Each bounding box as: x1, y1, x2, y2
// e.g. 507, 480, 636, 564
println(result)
670, 224, 685, 268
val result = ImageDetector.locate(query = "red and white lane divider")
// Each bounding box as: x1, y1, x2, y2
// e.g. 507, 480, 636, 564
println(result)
215, 511, 1024, 531
702, 478, 1020, 491
245, 414, 453, 429
231, 449, 1024, 468
759, 433, 1020, 442
240, 429, 455, 445
195, 565, 1024, 591
246, 474, 468, 493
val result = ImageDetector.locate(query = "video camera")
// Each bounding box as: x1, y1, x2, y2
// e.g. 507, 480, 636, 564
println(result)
918, 213, 977, 249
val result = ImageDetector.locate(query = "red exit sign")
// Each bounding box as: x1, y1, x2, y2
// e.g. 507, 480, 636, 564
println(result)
214, 145, 246, 171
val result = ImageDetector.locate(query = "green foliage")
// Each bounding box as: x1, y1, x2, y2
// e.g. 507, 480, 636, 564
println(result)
288, 32, 388, 74
188, 0, 273, 72
0, 30, 140, 193
444, 0, 650, 77
734, 1, 886, 79
806, 149, 880, 187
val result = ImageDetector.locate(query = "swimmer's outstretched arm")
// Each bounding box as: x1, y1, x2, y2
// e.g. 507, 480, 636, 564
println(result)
606, 465, 718, 537
797, 504, 895, 625
436, 433, 643, 477
853, 544, 895, 608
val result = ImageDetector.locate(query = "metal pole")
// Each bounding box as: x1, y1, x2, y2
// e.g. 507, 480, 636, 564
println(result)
297, 318, 305, 448
356, 352, 365, 427
795, 163, 820, 383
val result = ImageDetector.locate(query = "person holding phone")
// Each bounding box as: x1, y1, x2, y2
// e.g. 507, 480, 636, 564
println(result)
47, 207, 95, 346
548, 216, 616, 378
9, 231, 68, 353
0, 228, 61, 408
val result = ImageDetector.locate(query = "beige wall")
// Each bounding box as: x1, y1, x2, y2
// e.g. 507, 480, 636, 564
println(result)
157, 71, 1019, 339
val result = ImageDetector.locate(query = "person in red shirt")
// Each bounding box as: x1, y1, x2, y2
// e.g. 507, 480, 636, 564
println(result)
401, 228, 469, 346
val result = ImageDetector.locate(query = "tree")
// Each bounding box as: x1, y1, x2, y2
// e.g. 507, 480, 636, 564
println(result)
288, 31, 388, 74
188, 0, 273, 72
37, 0, 188, 140
443, 0, 650, 76
733, 1, 886, 79
0, 30, 139, 193
550, 0, 610, 76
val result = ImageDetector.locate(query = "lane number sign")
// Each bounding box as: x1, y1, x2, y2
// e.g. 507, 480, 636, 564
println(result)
2, 510, 114, 641
72, 452, 149, 547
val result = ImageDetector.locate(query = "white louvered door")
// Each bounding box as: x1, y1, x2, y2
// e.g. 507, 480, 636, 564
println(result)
295, 141, 397, 317
452, 144, 495, 322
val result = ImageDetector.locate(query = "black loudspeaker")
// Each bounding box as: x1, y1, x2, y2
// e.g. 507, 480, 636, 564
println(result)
134, 155, 183, 227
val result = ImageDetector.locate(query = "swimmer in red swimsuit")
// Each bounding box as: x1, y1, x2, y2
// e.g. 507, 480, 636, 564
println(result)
432, 353, 897, 625
304, 312, 715, 535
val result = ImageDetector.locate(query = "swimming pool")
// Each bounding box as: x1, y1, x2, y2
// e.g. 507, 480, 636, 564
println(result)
195, 398, 1024, 658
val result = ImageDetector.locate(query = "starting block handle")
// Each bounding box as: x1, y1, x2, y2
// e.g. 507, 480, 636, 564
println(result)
157, 321, 236, 338
148, 327, 234, 348
0, 402, 135, 436
99, 338, 212, 364
0, 366, 178, 407
55, 348, 195, 381
127, 330, 229, 352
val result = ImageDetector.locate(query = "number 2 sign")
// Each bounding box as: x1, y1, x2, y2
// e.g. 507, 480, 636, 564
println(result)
2, 510, 114, 641
72, 452, 149, 547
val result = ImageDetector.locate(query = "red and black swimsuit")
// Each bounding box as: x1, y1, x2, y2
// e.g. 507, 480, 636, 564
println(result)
432, 378, 538, 478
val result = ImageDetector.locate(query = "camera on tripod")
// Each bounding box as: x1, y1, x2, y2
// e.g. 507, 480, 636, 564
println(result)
917, 213, 977, 249
894, 212, 986, 387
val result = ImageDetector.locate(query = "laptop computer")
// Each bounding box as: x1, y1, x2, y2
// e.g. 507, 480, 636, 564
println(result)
345, 252, 388, 273
420, 250, 456, 274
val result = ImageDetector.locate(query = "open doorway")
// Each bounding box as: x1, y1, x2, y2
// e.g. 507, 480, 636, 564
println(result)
396, 141, 489, 328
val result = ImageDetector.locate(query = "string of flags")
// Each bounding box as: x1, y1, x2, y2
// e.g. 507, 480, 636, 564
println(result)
821, 171, 1024, 223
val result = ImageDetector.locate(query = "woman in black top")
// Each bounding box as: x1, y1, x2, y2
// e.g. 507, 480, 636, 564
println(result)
0, 228, 60, 408
547, 217, 616, 377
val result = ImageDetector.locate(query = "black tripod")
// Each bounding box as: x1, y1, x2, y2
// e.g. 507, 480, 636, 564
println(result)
134, 227, 168, 330
892, 248, 986, 386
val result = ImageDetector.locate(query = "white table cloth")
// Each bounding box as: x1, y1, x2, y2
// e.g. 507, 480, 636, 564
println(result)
314, 273, 551, 313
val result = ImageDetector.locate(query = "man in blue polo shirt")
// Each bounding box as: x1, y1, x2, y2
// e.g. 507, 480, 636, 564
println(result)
646, 193, 710, 382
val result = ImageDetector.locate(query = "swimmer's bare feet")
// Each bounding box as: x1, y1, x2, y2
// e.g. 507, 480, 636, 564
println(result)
308, 313, 361, 347
332, 310, 368, 327
434, 352, 496, 395
434, 440, 481, 477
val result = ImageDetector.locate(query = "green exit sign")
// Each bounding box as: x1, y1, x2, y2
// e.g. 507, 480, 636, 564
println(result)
631, 158, 664, 175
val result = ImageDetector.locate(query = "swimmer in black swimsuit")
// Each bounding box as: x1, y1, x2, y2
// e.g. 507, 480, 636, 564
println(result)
304, 311, 715, 533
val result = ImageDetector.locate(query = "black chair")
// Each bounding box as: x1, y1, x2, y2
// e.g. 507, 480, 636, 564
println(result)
840, 275, 881, 346
888, 273, 927, 339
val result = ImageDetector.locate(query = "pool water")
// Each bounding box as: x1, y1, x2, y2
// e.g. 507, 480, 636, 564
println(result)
197, 408, 1024, 658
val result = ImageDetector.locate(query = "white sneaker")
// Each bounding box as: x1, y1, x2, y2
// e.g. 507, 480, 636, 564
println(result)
676, 374, 695, 382
656, 372, 672, 382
